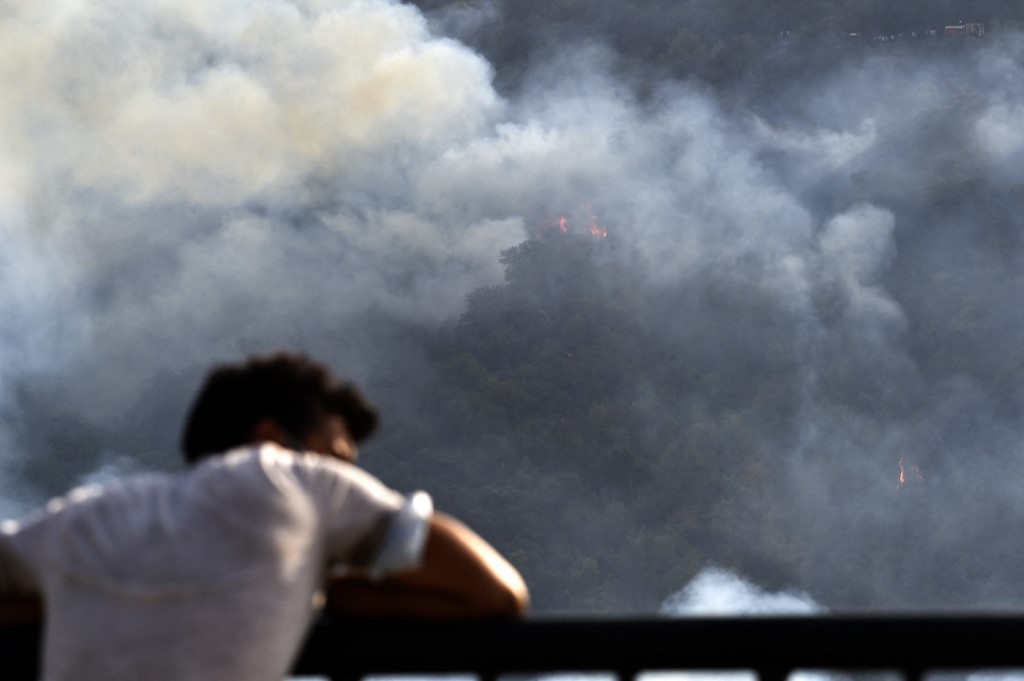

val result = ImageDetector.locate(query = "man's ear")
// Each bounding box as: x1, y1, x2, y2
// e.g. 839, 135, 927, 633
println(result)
249, 418, 287, 446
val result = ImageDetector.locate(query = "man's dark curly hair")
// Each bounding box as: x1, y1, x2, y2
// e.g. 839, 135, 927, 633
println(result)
181, 352, 378, 464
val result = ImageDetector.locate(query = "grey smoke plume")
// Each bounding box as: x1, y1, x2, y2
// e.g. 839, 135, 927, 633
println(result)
4, 0, 1024, 610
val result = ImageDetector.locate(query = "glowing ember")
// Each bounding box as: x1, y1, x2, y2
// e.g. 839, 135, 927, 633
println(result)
584, 204, 608, 239
897, 457, 924, 491
557, 216, 569, 234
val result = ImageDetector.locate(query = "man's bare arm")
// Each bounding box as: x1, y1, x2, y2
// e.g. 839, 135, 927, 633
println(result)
325, 512, 529, 619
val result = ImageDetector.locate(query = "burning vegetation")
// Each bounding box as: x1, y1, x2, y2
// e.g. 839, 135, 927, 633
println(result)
538, 206, 609, 241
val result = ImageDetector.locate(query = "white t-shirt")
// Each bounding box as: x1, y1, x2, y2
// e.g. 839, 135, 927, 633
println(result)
0, 443, 431, 681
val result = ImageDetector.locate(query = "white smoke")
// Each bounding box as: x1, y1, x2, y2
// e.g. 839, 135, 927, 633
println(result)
0, 0, 519, 489
660, 567, 823, 616
0, 0, 501, 206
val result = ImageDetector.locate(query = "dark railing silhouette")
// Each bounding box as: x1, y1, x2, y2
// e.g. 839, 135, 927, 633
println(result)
6, 615, 1024, 681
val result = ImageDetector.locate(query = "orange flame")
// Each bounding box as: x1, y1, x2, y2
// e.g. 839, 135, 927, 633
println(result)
897, 457, 906, 491
543, 207, 608, 239
584, 204, 608, 239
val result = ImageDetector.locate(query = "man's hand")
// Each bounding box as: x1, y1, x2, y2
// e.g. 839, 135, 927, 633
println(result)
325, 513, 529, 619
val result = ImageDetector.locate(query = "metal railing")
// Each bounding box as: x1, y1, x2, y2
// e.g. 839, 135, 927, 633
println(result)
7, 615, 1024, 681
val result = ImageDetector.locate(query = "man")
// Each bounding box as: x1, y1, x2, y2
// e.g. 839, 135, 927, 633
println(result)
0, 352, 528, 681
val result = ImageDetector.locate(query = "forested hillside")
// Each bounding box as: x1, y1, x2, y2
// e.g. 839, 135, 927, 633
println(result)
364, 223, 1024, 611
363, 234, 784, 610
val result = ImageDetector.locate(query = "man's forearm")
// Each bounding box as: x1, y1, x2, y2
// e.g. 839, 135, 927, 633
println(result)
326, 576, 520, 619
326, 513, 529, 619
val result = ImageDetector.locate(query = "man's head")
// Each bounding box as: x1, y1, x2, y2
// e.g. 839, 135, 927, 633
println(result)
180, 352, 378, 465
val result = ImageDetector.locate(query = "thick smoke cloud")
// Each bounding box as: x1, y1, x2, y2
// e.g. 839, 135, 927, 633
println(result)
4, 0, 1024, 610
0, 0, 517, 504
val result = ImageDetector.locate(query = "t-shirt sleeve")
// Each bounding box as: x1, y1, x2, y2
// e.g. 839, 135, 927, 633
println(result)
297, 457, 431, 578
363, 490, 432, 579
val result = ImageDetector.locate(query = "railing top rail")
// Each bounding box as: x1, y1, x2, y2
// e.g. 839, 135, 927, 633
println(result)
298, 615, 1024, 678
8, 615, 1024, 680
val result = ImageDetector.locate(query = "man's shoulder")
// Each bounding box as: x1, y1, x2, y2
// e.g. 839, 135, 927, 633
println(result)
6, 471, 176, 530
201, 443, 392, 499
